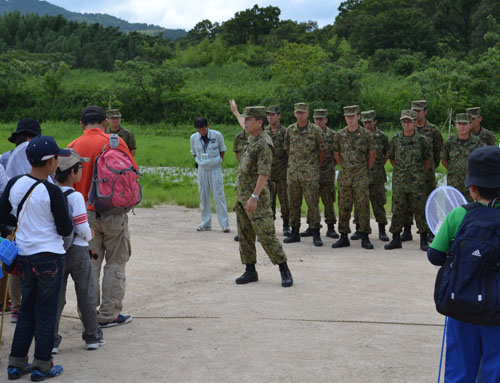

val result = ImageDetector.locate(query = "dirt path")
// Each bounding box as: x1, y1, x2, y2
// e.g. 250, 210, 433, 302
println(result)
0, 205, 445, 382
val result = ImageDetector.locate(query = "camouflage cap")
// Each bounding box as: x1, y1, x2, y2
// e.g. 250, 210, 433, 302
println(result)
313, 109, 328, 118
241, 106, 267, 118
266, 106, 281, 114
400, 109, 417, 120
107, 109, 122, 118
411, 100, 427, 110
360, 110, 376, 122
466, 107, 481, 118
456, 113, 471, 123
294, 103, 309, 112
343, 105, 360, 116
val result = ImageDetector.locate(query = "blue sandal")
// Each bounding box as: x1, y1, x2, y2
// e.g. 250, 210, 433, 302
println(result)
30, 365, 63, 382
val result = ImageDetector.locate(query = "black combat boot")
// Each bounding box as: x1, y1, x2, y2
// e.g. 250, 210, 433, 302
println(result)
361, 233, 374, 249
234, 234, 239, 242
283, 219, 291, 237
235, 264, 258, 284
312, 229, 323, 247
300, 227, 313, 237
326, 224, 340, 239
350, 224, 362, 240
332, 233, 350, 248
279, 262, 293, 287
420, 233, 429, 252
384, 232, 402, 250
401, 224, 413, 242
378, 223, 389, 242
284, 226, 300, 243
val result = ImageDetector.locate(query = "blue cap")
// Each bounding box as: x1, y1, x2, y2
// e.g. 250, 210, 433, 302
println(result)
26, 136, 71, 163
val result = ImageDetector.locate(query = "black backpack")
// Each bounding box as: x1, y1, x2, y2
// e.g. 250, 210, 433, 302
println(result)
434, 201, 500, 325
62, 189, 75, 251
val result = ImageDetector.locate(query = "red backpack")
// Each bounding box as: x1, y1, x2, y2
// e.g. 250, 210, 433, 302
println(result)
88, 135, 142, 215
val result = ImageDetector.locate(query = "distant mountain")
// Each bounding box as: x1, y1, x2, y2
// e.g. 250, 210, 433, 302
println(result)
0, 0, 187, 40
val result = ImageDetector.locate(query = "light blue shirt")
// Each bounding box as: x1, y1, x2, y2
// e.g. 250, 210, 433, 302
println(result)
190, 129, 226, 169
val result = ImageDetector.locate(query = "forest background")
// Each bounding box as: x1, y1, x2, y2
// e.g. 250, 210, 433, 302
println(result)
1, 0, 499, 210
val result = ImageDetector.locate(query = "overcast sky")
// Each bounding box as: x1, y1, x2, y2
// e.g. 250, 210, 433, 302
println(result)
46, 0, 342, 30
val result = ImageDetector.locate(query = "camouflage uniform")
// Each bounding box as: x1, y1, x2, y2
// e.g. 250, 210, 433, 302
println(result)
266, 124, 289, 221
333, 124, 376, 234
285, 120, 327, 230
466, 107, 496, 146
388, 129, 432, 234
415, 120, 442, 196
355, 127, 389, 225
442, 135, 484, 203
106, 109, 136, 153
233, 129, 249, 160
319, 126, 337, 225
236, 127, 287, 265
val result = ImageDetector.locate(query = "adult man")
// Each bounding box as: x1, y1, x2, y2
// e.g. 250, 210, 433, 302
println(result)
466, 107, 496, 146
332, 105, 376, 250
3, 119, 42, 323
234, 106, 292, 288
402, 100, 442, 242
301, 109, 339, 239
441, 113, 484, 202
385, 109, 432, 251
190, 117, 230, 232
353, 110, 389, 242
68, 106, 137, 328
265, 106, 291, 236
106, 109, 137, 156
284, 103, 326, 247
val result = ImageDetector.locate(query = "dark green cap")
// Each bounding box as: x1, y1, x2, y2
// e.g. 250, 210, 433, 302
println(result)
107, 109, 122, 118
241, 106, 267, 118
343, 105, 360, 116
456, 113, 471, 123
411, 100, 427, 111
400, 109, 417, 120
466, 107, 481, 118
361, 110, 376, 122
313, 109, 328, 118
294, 103, 309, 112
266, 106, 281, 114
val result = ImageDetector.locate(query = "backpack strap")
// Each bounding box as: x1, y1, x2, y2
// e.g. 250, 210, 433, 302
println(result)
63, 189, 75, 198
16, 180, 43, 218
462, 202, 482, 211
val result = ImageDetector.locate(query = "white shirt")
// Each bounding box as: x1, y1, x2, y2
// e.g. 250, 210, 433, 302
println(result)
60, 186, 92, 247
190, 129, 226, 169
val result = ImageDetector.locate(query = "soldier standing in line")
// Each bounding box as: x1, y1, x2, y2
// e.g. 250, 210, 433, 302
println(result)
230, 99, 249, 242
399, 100, 443, 242
466, 107, 496, 146
283, 103, 326, 247
301, 109, 339, 239
385, 109, 432, 252
106, 109, 137, 157
351, 110, 390, 242
441, 113, 485, 202
265, 106, 291, 237
233, 106, 293, 288
332, 105, 376, 250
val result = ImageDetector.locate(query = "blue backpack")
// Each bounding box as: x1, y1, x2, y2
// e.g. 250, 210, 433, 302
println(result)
434, 202, 500, 325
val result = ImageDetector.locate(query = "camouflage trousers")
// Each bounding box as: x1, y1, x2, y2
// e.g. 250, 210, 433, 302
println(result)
338, 183, 371, 234
390, 189, 429, 234
288, 180, 320, 229
449, 181, 473, 203
270, 177, 290, 221
354, 183, 387, 225
319, 180, 336, 225
404, 174, 435, 225
235, 201, 287, 265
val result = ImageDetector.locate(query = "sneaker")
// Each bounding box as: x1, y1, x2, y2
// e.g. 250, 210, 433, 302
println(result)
7, 363, 31, 380
222, 227, 230, 233
86, 338, 106, 350
51, 347, 59, 355
196, 225, 211, 231
30, 365, 63, 382
99, 314, 132, 328
11, 310, 20, 323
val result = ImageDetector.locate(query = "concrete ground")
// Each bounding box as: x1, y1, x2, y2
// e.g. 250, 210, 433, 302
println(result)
0, 205, 445, 382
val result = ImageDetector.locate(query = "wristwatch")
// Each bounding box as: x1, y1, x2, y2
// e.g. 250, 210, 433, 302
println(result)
251, 194, 259, 201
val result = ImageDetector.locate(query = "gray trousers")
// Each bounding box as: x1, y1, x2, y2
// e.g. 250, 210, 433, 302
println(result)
54, 245, 102, 347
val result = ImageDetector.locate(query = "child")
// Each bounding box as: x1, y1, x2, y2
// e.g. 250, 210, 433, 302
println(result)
0, 135, 72, 381
428, 146, 500, 382
52, 148, 104, 353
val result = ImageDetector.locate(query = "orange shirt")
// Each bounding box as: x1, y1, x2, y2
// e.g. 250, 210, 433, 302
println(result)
67, 128, 138, 209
